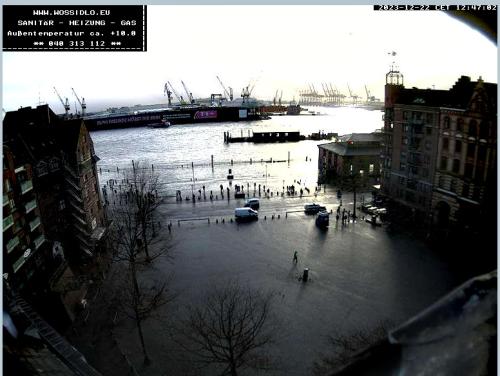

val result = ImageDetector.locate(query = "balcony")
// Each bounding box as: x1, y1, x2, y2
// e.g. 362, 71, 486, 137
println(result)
12, 251, 32, 273
6, 236, 20, 253
34, 234, 45, 250
25, 199, 37, 214
29, 216, 41, 232
3, 214, 14, 231
20, 180, 33, 194
3, 195, 9, 207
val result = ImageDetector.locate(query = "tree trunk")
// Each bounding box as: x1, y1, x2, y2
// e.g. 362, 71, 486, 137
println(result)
131, 261, 150, 365
230, 363, 238, 376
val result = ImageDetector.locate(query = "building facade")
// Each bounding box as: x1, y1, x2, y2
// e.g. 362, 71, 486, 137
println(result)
381, 70, 497, 237
3, 105, 107, 323
318, 133, 382, 185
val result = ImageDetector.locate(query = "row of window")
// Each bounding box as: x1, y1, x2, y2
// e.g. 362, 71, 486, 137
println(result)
441, 142, 488, 161
442, 117, 491, 138
437, 176, 482, 200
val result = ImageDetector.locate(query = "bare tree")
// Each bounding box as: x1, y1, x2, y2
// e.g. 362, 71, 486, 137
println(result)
312, 321, 392, 375
125, 160, 163, 262
180, 281, 277, 376
109, 186, 173, 365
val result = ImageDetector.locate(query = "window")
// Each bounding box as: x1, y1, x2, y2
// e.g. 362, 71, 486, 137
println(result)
438, 175, 445, 188
369, 164, 374, 174
403, 111, 409, 120
464, 163, 474, 178
456, 118, 464, 132
402, 136, 408, 145
440, 157, 448, 170
467, 143, 476, 158
462, 184, 470, 197
452, 159, 460, 174
479, 121, 489, 139
36, 161, 48, 176
442, 138, 449, 151
477, 145, 487, 161
425, 140, 432, 151
468, 120, 477, 137
59, 200, 66, 210
443, 116, 450, 129
400, 162, 406, 171
426, 113, 433, 123
450, 179, 457, 193
403, 124, 409, 133
422, 168, 429, 178
425, 126, 432, 135
455, 140, 462, 153
49, 158, 59, 172
400, 151, 407, 160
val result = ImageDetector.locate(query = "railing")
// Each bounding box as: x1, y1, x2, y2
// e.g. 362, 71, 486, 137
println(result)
25, 199, 37, 213
6, 236, 20, 253
29, 216, 41, 232
34, 234, 45, 249
3, 195, 9, 207
21, 180, 33, 194
3, 215, 14, 231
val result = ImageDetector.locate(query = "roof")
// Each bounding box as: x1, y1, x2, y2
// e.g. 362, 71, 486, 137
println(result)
3, 105, 86, 165
394, 76, 497, 113
318, 142, 381, 157
337, 133, 382, 143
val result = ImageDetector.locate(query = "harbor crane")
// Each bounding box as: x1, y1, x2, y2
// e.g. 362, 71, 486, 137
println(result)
347, 83, 359, 105
163, 83, 172, 106
166, 81, 185, 105
365, 85, 377, 102
241, 77, 259, 102
181, 80, 195, 104
216, 75, 233, 101
71, 88, 86, 117
53, 87, 70, 118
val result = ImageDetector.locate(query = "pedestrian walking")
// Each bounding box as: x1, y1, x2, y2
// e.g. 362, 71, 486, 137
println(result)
293, 251, 298, 263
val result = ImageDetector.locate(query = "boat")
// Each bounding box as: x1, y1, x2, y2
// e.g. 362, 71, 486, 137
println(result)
148, 116, 171, 128
80, 98, 266, 131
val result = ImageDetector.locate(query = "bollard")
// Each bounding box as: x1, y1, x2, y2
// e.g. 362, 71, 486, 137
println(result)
272, 215, 274, 220
278, 214, 280, 219
286, 212, 288, 218
302, 268, 309, 282
222, 218, 225, 223
264, 216, 267, 220
216, 219, 218, 224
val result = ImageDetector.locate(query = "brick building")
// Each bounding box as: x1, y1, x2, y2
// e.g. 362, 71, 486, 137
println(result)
381, 69, 496, 241
3, 105, 107, 324
318, 133, 382, 185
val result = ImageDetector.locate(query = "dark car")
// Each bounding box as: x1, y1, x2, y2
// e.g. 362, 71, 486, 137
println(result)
304, 203, 326, 214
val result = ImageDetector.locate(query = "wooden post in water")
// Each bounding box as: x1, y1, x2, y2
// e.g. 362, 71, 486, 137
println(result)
211, 155, 214, 170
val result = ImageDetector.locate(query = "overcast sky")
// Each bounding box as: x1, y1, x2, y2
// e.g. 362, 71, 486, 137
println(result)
2, 5, 497, 113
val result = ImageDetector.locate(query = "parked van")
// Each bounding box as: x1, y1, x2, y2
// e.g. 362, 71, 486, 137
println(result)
235, 207, 258, 222
244, 198, 260, 209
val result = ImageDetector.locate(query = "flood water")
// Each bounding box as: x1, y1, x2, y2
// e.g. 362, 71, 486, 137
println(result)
91, 106, 383, 196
